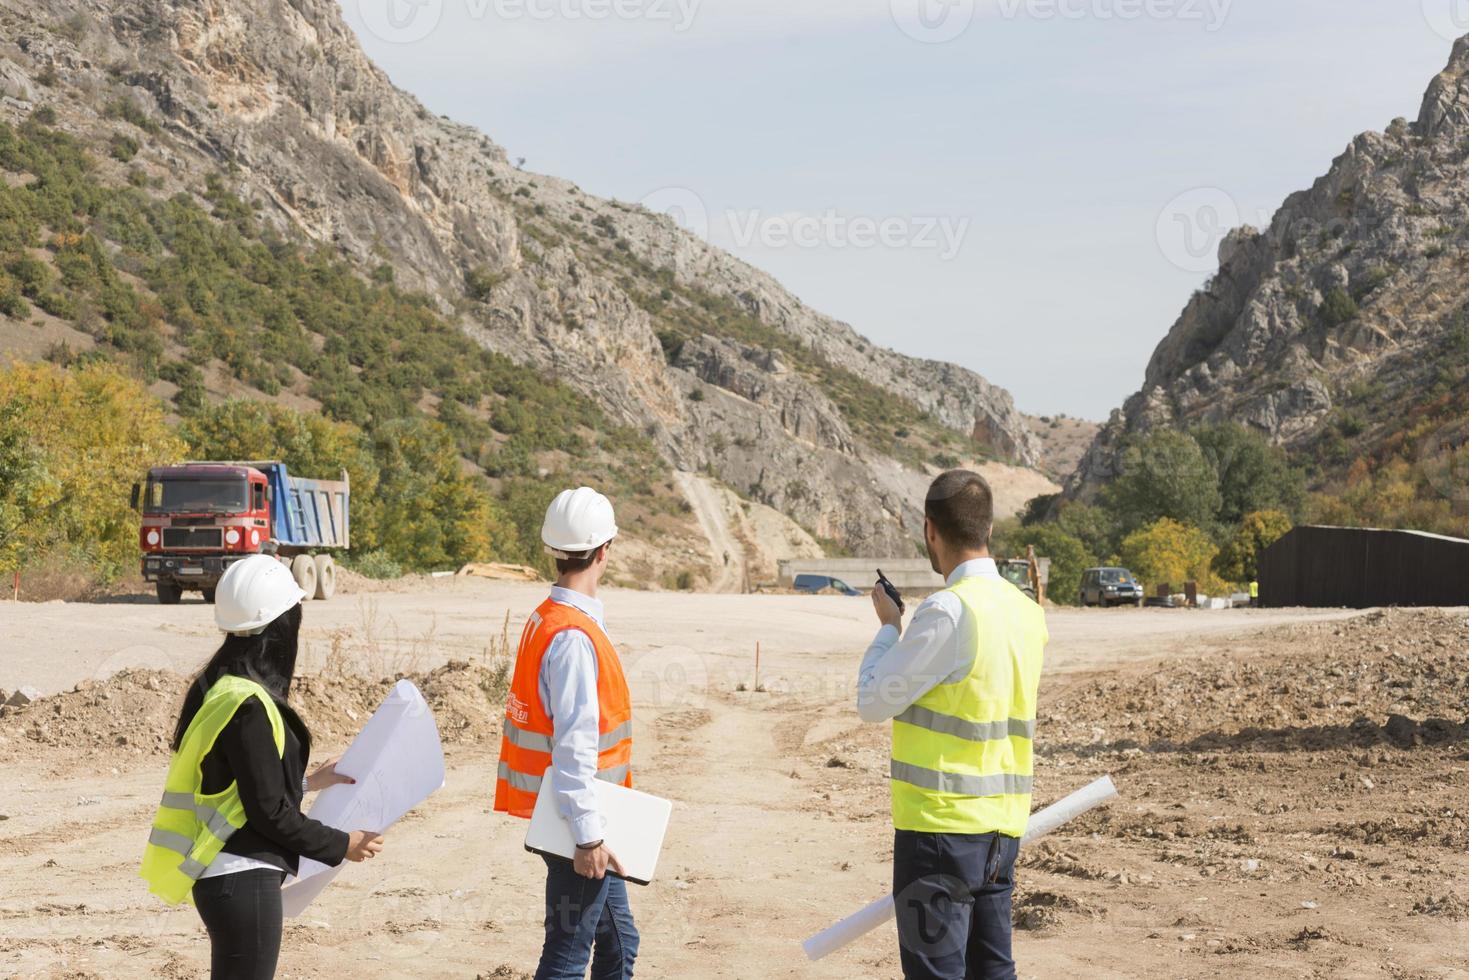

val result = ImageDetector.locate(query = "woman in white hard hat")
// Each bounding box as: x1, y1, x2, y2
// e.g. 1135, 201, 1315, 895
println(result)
140, 554, 385, 979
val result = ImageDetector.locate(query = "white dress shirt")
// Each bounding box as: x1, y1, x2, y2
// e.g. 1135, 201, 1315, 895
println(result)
538, 586, 607, 846
856, 558, 1003, 723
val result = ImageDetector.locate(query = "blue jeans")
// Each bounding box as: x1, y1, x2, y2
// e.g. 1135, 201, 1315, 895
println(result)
892, 830, 1020, 980
534, 855, 639, 980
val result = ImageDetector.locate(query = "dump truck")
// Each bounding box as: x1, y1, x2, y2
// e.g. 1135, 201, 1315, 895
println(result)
133, 461, 349, 605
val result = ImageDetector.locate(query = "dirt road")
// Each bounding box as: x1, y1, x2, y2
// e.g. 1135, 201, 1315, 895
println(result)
2, 583, 1465, 979
674, 471, 746, 593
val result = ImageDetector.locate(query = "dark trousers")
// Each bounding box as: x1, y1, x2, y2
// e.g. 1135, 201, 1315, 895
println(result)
893, 830, 1020, 980
534, 854, 640, 980
193, 868, 287, 980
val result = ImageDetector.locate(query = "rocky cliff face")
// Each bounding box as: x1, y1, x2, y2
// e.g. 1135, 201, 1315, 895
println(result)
0, 0, 1041, 558
1068, 37, 1469, 497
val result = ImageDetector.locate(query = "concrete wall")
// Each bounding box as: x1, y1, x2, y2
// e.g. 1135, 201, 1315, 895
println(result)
777, 558, 943, 593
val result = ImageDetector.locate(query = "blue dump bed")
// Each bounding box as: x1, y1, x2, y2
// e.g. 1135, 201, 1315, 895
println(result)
262, 463, 350, 550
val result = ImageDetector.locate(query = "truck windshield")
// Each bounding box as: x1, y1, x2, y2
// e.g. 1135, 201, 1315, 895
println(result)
146, 479, 248, 514
1100, 570, 1134, 584
1000, 564, 1029, 586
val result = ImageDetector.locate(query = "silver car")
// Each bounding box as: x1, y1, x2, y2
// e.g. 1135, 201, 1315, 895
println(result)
1079, 567, 1143, 607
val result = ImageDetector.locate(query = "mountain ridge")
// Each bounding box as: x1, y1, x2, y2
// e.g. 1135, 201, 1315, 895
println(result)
1067, 35, 1469, 505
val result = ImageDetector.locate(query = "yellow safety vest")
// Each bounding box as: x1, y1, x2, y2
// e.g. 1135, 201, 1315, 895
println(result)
890, 574, 1047, 837
139, 675, 285, 906
1249, 581, 1259, 598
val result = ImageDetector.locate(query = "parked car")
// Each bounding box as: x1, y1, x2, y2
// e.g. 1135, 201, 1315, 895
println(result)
793, 574, 862, 596
1079, 567, 1144, 607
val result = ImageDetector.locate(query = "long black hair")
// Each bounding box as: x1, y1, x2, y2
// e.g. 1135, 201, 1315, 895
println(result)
170, 604, 303, 751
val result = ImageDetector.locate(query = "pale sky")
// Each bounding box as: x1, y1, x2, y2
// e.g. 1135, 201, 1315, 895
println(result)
338, 0, 1459, 419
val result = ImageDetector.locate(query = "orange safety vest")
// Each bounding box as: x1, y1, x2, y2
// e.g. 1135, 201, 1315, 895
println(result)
494, 597, 633, 818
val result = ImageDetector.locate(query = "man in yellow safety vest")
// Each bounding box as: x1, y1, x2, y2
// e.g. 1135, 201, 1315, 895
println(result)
857, 470, 1047, 980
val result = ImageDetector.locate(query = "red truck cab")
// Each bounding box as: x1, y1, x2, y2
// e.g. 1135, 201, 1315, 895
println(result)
136, 463, 271, 604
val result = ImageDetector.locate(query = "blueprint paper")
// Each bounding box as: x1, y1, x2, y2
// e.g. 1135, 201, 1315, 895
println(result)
281, 679, 445, 917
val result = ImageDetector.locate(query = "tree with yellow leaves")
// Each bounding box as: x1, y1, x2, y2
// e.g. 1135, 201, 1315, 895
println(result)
0, 360, 184, 581
1118, 518, 1222, 595
1214, 510, 1294, 584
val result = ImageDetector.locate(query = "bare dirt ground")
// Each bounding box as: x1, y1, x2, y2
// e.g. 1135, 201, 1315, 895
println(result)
1, 581, 1466, 979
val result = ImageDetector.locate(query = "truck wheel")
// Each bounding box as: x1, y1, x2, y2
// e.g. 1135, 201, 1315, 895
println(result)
156, 581, 183, 605
202, 588, 217, 604
291, 554, 318, 600
313, 554, 336, 600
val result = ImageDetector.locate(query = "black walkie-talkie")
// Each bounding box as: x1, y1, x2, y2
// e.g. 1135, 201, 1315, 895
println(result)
876, 568, 905, 615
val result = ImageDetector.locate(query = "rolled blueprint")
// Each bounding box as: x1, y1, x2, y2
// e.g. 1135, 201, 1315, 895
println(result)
801, 775, 1119, 961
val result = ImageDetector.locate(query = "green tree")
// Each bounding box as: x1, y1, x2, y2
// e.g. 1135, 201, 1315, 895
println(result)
370, 417, 503, 571
1102, 430, 1223, 534
1192, 423, 1306, 526
1053, 501, 1122, 563
1213, 509, 1292, 584
1118, 518, 1221, 594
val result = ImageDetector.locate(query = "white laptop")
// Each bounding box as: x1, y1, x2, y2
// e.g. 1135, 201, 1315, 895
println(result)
524, 773, 673, 886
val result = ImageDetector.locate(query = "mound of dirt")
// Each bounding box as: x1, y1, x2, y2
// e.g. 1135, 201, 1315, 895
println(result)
1043, 609, 1469, 751
0, 660, 512, 761
1013, 889, 1099, 931
1411, 893, 1469, 920
0, 669, 180, 759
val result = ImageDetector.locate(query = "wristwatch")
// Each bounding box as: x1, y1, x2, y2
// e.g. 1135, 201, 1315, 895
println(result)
575, 839, 604, 851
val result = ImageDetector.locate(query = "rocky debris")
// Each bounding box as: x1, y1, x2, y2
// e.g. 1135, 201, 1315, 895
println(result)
1411, 893, 1469, 920
1013, 890, 1098, 931
1040, 609, 1469, 750
5, 686, 40, 707
1067, 37, 1469, 496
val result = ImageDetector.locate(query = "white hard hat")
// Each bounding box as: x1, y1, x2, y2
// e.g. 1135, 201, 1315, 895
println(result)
541, 487, 618, 559
214, 554, 307, 635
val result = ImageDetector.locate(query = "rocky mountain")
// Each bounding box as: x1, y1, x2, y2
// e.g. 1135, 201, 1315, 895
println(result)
1068, 38, 1469, 499
0, 0, 1047, 570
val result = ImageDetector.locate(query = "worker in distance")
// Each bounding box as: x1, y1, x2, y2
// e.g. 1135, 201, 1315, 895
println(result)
856, 470, 1047, 980
494, 486, 639, 979
140, 554, 385, 979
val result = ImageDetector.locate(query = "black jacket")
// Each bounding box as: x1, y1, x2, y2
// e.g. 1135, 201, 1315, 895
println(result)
199, 691, 350, 875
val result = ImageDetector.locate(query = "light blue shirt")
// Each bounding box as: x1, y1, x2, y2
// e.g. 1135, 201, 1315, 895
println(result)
856, 558, 1002, 724
538, 586, 606, 845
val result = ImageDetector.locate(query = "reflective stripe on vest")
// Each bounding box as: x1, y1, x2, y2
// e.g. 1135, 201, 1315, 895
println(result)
138, 676, 285, 906
890, 574, 1047, 837
493, 598, 634, 818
